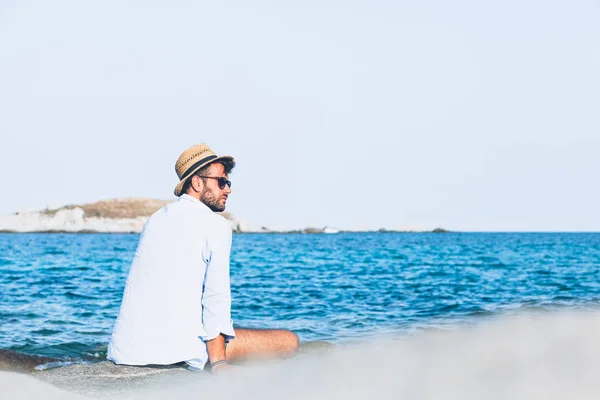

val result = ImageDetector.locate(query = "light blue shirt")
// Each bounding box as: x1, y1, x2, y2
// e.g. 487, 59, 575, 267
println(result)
107, 194, 235, 369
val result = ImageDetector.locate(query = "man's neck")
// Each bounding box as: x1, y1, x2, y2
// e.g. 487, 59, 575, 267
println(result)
181, 193, 214, 213
183, 191, 202, 202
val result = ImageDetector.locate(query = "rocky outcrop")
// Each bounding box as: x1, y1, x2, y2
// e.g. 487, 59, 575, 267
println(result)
0, 198, 249, 234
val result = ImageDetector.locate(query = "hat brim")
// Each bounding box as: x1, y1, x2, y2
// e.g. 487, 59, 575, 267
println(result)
174, 155, 235, 196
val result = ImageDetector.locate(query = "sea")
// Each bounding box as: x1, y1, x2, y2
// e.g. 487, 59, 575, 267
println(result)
1, 232, 600, 362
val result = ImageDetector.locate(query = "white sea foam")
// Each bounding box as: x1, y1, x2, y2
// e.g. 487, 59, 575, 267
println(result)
34, 360, 90, 371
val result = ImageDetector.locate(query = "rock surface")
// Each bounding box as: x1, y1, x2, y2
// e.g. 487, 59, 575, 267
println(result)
34, 361, 196, 397
1, 342, 336, 398
8, 313, 600, 399
0, 349, 58, 373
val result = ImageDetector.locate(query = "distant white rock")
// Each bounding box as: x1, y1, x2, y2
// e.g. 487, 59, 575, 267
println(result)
0, 198, 245, 234
0, 207, 148, 233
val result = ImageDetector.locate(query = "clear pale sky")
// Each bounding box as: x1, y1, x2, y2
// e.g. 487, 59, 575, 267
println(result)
1, 1, 598, 231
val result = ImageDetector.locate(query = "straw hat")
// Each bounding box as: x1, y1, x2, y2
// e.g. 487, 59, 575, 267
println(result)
173, 144, 235, 196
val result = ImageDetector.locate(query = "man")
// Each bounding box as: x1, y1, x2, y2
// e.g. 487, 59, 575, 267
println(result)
107, 144, 298, 373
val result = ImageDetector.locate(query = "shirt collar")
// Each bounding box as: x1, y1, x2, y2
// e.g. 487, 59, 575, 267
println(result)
179, 193, 213, 213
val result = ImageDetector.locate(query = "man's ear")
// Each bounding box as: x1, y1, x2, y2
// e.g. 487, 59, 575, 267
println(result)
190, 175, 200, 192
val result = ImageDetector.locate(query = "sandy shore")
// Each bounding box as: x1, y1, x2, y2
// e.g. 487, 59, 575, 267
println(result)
4, 314, 600, 399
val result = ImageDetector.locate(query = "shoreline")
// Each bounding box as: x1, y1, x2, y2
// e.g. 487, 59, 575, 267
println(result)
0, 229, 452, 234
0, 197, 452, 234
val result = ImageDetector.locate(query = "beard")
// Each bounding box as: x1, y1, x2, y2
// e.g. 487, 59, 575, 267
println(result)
201, 187, 226, 212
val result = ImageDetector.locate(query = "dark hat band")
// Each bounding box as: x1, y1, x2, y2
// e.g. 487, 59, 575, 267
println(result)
180, 155, 218, 180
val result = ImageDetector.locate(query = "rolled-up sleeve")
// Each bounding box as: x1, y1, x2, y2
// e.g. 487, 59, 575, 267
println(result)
200, 218, 235, 342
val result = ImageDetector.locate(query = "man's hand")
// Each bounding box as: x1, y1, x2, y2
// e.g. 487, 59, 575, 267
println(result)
210, 362, 243, 375
210, 361, 230, 375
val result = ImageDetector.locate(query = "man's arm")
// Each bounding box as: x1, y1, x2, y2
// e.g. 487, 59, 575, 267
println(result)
206, 334, 226, 363
201, 219, 236, 365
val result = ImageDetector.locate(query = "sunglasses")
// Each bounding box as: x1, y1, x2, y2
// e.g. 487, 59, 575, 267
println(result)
198, 176, 232, 189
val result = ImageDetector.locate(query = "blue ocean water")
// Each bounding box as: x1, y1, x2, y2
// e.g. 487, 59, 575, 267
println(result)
1, 232, 600, 361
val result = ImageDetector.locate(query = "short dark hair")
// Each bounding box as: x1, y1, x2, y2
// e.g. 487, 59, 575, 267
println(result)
182, 161, 235, 195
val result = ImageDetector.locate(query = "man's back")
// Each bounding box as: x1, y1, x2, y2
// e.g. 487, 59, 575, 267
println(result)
107, 194, 233, 366
106, 143, 297, 372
